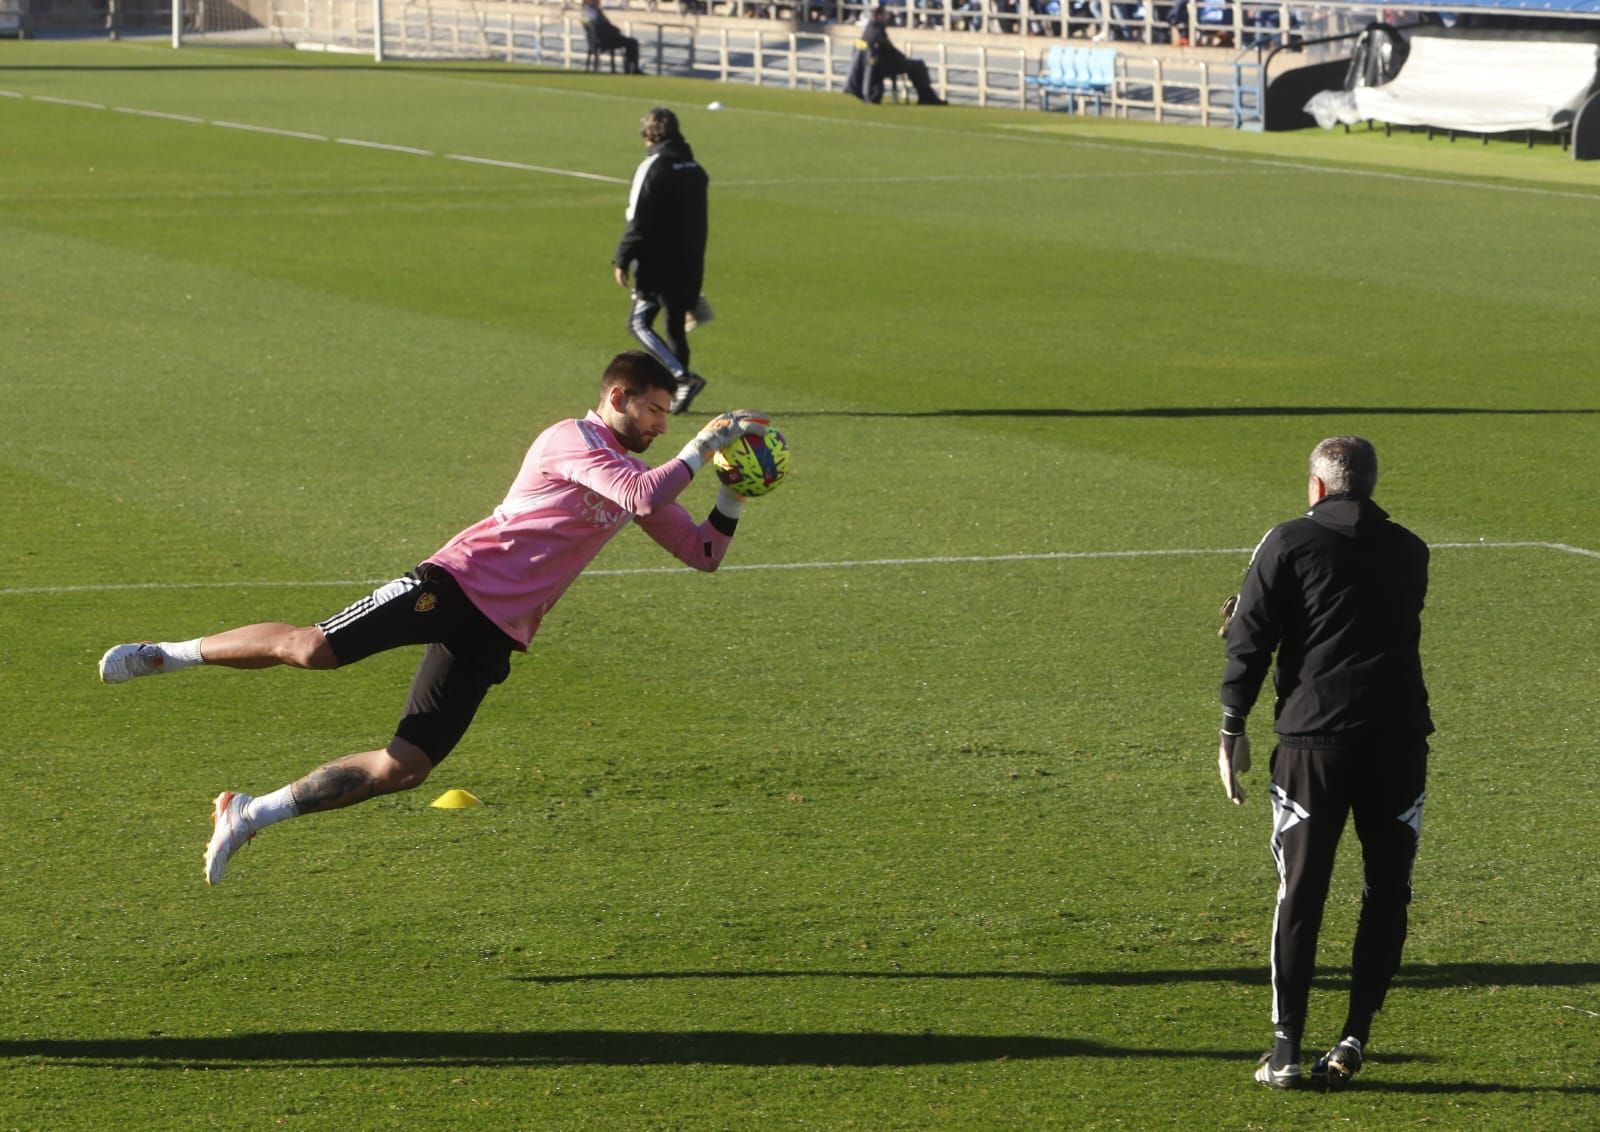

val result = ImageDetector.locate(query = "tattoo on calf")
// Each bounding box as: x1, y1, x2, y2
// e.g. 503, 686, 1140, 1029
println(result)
291, 765, 377, 813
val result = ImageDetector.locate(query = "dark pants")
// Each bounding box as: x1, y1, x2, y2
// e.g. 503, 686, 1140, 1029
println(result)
614, 36, 641, 73
590, 30, 641, 73
628, 289, 691, 377
1268, 737, 1428, 1051
892, 57, 942, 104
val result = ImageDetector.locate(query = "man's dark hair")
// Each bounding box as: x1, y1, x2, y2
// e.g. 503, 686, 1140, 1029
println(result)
1309, 436, 1379, 498
601, 350, 677, 398
640, 107, 681, 145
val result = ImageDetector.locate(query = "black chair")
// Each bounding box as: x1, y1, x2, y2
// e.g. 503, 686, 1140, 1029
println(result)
844, 39, 906, 104
583, 23, 620, 73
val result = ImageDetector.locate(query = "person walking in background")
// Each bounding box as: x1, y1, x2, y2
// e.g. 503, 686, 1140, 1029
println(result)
1215, 436, 1433, 1091
614, 107, 711, 416
580, 0, 642, 73
99, 352, 768, 887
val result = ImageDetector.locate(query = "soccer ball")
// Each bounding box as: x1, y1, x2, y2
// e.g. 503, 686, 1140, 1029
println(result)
713, 430, 789, 497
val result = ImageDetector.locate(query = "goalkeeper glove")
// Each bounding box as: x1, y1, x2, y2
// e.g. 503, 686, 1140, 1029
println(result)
1217, 725, 1251, 805
676, 409, 770, 473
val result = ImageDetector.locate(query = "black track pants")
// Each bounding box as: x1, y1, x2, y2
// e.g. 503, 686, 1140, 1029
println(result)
1267, 738, 1428, 1042
628, 290, 691, 377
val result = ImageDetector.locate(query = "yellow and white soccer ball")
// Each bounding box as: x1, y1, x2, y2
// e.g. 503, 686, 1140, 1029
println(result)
713, 430, 789, 497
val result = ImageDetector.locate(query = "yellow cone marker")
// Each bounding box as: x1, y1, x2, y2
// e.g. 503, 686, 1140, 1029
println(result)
430, 788, 483, 809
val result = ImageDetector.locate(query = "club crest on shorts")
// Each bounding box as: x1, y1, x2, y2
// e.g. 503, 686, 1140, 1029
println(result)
415, 593, 438, 613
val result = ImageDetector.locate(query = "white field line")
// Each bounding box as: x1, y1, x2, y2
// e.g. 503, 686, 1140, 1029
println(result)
8, 91, 621, 185
30, 94, 106, 110
3, 540, 1593, 599
719, 168, 1227, 189
444, 153, 626, 183
212, 119, 329, 141
336, 137, 434, 156
113, 106, 206, 124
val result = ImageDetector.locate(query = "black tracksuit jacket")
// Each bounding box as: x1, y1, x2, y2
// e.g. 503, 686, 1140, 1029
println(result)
613, 137, 708, 302
1221, 494, 1433, 741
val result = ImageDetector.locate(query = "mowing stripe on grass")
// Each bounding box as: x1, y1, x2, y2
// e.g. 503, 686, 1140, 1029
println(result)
3, 540, 1592, 598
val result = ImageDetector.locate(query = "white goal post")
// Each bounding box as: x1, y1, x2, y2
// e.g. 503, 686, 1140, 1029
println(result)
169, 0, 586, 64
172, 0, 389, 59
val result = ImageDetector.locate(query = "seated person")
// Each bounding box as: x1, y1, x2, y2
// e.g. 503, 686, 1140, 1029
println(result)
580, 0, 642, 74
845, 6, 946, 105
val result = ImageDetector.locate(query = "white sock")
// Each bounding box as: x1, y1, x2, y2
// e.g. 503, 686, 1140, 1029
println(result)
241, 785, 299, 831
156, 638, 206, 671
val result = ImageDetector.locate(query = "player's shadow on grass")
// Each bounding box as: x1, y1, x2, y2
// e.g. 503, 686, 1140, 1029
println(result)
0, 1030, 1245, 1069
514, 960, 1600, 990
5, 1033, 1596, 1095
783, 406, 1600, 420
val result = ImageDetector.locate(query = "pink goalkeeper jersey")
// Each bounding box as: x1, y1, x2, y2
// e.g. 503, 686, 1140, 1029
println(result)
428, 411, 733, 647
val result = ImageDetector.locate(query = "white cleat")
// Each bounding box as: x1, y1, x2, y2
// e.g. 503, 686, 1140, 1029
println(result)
99, 642, 166, 685
205, 791, 256, 886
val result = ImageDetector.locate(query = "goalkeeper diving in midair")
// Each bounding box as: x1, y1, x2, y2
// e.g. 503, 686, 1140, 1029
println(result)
97, 351, 769, 886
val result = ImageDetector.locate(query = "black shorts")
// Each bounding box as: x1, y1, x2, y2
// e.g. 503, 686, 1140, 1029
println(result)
317, 562, 516, 765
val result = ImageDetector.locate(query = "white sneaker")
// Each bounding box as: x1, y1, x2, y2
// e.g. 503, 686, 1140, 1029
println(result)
205, 791, 256, 886
99, 642, 166, 684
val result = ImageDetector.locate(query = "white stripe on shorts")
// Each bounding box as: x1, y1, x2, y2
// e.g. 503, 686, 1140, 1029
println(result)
316, 573, 420, 635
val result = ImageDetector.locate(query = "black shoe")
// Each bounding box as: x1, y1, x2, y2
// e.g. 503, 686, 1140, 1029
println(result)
670, 372, 706, 415
1310, 1038, 1363, 1090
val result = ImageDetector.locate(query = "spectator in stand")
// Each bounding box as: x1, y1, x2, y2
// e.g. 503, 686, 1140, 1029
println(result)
581, 0, 643, 74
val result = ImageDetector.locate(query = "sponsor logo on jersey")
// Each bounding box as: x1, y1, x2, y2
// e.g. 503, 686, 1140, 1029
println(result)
581, 490, 626, 529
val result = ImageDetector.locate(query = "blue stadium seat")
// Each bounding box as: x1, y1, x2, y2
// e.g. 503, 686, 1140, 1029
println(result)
1029, 44, 1115, 113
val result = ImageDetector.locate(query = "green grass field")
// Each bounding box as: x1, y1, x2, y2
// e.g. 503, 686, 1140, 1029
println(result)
2, 37, 1597, 1129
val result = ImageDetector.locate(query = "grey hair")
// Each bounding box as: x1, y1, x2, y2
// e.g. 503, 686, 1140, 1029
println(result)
640, 107, 681, 144
1309, 436, 1379, 498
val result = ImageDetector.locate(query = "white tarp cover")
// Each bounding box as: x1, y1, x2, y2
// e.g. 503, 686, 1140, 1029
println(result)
1345, 31, 1598, 133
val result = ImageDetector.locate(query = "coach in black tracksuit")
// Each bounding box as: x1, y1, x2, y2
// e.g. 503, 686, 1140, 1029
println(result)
613, 107, 709, 415
846, 6, 946, 106
1218, 435, 1432, 1090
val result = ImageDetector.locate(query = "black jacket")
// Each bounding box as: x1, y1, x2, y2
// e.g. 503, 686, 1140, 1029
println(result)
614, 137, 708, 301
1221, 495, 1432, 740
582, 5, 629, 48
860, 20, 908, 71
